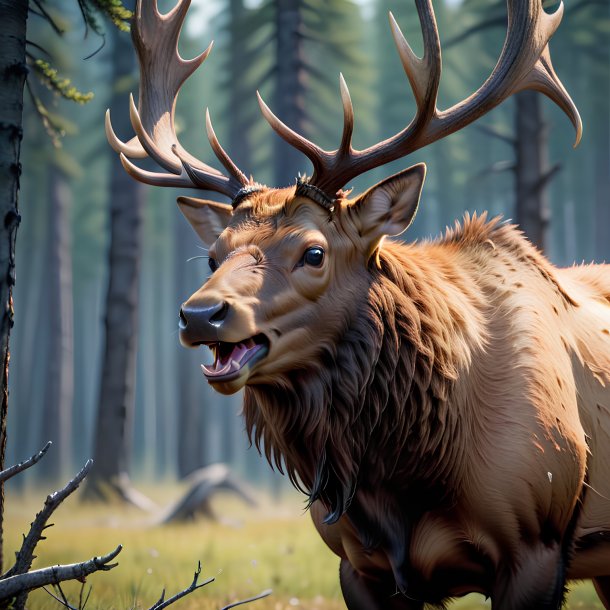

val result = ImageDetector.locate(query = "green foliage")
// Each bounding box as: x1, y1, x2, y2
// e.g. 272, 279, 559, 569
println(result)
24, 0, 132, 147
32, 59, 94, 103
76, 0, 132, 35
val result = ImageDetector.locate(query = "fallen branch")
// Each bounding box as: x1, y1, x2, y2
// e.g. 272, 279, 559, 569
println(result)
0, 546, 122, 600
0, 442, 52, 484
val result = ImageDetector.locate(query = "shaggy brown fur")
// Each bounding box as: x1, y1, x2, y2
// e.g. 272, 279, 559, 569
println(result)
239, 214, 610, 609
177, 170, 610, 609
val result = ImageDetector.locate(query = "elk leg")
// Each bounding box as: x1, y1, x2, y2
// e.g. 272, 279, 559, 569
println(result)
593, 576, 610, 609
339, 560, 423, 610
492, 544, 566, 610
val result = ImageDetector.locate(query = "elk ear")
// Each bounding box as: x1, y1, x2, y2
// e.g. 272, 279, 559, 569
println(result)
177, 196, 232, 245
353, 163, 426, 251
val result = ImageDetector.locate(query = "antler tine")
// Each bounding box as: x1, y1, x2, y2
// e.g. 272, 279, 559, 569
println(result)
105, 110, 147, 158
205, 109, 250, 185
107, 0, 250, 200
389, 0, 441, 125
338, 74, 355, 157
256, 91, 329, 179
119, 153, 196, 189
258, 0, 580, 198
426, 0, 582, 146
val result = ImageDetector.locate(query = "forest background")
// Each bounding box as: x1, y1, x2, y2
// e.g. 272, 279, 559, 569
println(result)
4, 0, 610, 608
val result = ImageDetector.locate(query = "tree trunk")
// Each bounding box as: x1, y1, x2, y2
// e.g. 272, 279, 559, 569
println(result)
0, 0, 28, 570
593, 71, 610, 262
38, 166, 74, 481
175, 215, 208, 478
514, 91, 552, 252
227, 0, 252, 173
82, 21, 151, 508
274, 0, 307, 185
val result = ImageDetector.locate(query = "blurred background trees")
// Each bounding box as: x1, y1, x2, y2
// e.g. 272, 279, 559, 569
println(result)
5, 0, 610, 499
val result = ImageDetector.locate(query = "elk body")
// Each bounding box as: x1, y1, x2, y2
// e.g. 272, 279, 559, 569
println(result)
107, 1, 610, 608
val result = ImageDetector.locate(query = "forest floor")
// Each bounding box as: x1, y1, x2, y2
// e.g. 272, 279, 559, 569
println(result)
4, 481, 604, 610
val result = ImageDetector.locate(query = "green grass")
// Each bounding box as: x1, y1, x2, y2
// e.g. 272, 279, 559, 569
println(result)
3, 484, 604, 610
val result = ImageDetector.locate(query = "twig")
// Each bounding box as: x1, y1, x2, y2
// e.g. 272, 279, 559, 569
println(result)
3, 460, 93, 579
220, 589, 273, 610
443, 14, 506, 49
0, 546, 122, 600
471, 160, 516, 181
149, 562, 214, 610
80, 582, 92, 610
30, 0, 64, 35
0, 442, 52, 484
475, 124, 516, 147
43, 585, 78, 610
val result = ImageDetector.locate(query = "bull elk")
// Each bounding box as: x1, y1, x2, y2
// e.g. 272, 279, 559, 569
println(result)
106, 1, 610, 608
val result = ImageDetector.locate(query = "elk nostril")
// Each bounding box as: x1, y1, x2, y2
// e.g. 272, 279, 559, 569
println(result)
179, 307, 188, 329
209, 301, 229, 325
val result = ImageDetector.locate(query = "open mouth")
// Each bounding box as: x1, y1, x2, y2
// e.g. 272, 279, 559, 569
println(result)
201, 334, 269, 383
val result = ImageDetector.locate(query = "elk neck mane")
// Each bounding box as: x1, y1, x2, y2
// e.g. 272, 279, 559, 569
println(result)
242, 214, 551, 521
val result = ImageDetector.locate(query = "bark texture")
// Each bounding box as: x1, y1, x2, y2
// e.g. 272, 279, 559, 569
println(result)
83, 21, 147, 505
38, 166, 74, 481
175, 215, 206, 478
594, 77, 610, 262
274, 0, 307, 185
514, 91, 553, 252
0, 0, 28, 570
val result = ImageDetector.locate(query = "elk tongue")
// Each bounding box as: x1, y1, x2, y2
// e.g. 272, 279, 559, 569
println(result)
201, 340, 264, 380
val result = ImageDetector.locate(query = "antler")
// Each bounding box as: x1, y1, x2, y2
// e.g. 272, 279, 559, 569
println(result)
257, 0, 582, 197
105, 0, 252, 199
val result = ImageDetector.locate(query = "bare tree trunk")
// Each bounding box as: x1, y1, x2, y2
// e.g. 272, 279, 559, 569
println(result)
594, 76, 610, 262
0, 0, 28, 569
82, 22, 150, 507
227, 0, 252, 173
274, 0, 307, 184
175, 216, 208, 478
514, 91, 556, 252
38, 166, 74, 481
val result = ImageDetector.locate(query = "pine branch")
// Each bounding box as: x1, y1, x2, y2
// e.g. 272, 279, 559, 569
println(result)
0, 546, 122, 601
0, 442, 51, 484
30, 0, 64, 35
31, 59, 94, 104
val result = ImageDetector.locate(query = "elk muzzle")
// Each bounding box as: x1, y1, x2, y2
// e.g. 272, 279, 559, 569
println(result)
178, 292, 269, 395
179, 299, 230, 346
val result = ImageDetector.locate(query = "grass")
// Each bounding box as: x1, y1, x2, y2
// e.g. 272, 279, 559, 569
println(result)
3, 482, 605, 610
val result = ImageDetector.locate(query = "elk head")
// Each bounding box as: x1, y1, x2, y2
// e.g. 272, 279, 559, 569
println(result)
107, 0, 581, 395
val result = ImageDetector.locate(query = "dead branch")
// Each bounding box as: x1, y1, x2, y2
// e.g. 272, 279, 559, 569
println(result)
39, 559, 272, 610
220, 589, 273, 610
0, 545, 122, 600
148, 562, 214, 610
0, 441, 51, 484
534, 162, 562, 195
3, 459, 92, 580
475, 124, 516, 148
43, 581, 80, 610
471, 160, 516, 182
161, 464, 258, 524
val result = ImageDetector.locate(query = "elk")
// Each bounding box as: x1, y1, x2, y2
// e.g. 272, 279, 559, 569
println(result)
106, 1, 610, 608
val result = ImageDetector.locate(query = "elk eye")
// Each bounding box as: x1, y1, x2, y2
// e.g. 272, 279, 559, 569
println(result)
208, 257, 219, 272
303, 246, 324, 267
